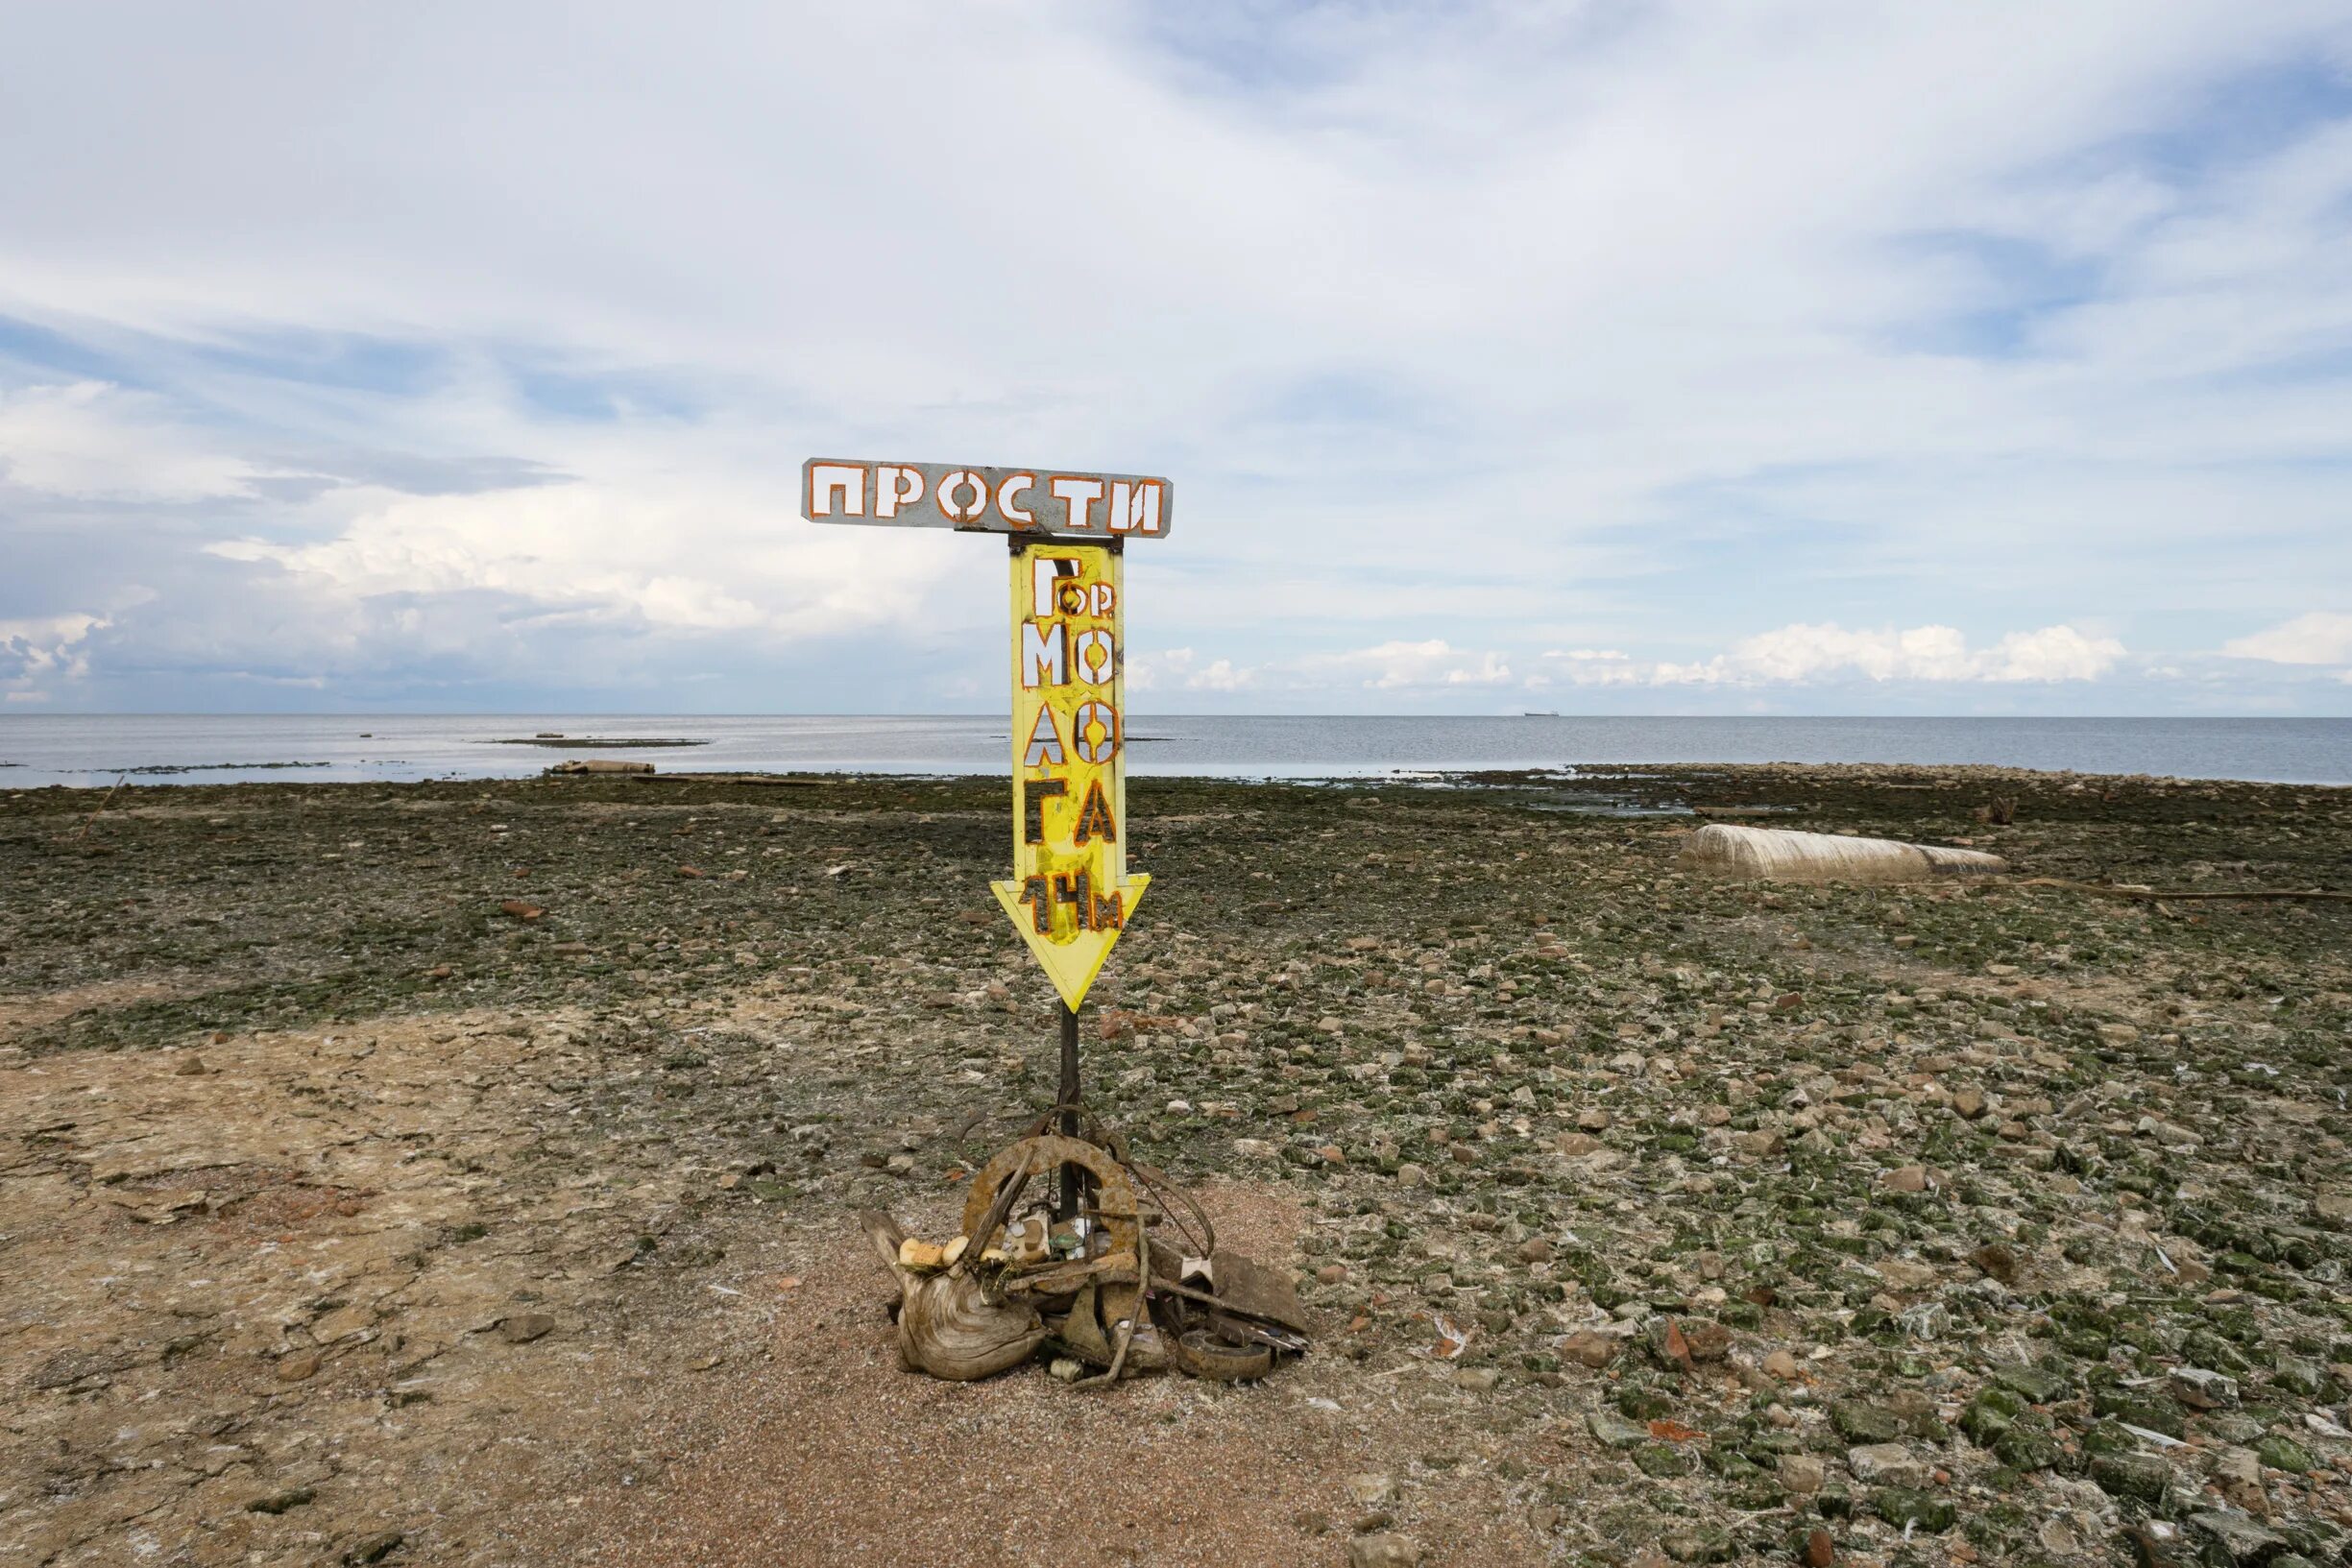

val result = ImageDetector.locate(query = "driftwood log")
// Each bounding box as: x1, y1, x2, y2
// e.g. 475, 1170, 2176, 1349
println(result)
858, 1211, 1047, 1381
2018, 878, 2350, 903
1679, 823, 2005, 884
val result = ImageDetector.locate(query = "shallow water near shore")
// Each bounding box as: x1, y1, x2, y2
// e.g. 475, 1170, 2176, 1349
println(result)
2, 712, 2348, 786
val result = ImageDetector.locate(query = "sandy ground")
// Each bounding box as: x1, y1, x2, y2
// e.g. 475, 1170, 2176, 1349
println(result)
0, 1019, 1540, 1567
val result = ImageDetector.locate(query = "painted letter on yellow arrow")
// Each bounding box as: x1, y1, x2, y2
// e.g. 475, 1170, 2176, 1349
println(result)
989, 872, 1147, 1012
996, 542, 1145, 1011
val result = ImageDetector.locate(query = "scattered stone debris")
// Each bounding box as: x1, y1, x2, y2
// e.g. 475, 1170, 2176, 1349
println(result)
1, 761, 2346, 1565
342, 1530, 405, 1564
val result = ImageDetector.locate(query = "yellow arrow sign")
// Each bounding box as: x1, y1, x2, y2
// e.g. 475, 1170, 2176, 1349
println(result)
989, 541, 1146, 1010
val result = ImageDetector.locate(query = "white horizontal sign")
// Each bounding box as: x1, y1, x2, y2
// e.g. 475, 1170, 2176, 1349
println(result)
802, 459, 1173, 539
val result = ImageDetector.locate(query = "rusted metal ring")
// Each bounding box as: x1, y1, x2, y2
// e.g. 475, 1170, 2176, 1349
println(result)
960, 1136, 1138, 1260
1168, 1328, 1274, 1383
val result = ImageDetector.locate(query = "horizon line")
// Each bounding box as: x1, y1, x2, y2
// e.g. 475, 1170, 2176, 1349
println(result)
3, 712, 2346, 723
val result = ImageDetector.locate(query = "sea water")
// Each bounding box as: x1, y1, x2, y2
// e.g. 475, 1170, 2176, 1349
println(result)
0, 713, 2345, 787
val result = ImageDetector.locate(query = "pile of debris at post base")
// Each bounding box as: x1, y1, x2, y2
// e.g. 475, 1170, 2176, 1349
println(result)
861, 1108, 1308, 1387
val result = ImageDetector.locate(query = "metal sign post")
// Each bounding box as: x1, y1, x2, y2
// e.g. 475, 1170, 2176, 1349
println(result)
802, 458, 1173, 1219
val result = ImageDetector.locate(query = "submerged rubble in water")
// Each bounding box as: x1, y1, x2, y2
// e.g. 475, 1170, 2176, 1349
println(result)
0, 763, 2347, 1566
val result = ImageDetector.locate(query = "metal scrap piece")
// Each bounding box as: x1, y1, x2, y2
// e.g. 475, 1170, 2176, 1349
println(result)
1196, 1249, 1309, 1338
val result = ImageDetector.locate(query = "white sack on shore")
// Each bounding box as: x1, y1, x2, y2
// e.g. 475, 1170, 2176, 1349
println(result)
1679, 823, 2006, 884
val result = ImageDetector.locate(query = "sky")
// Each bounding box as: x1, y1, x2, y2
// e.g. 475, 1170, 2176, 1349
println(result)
1, 1, 2349, 717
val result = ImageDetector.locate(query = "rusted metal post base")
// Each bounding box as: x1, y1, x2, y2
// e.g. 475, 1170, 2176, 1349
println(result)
1056, 1001, 1080, 1221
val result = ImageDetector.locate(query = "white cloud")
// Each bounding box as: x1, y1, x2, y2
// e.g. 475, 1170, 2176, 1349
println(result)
1131, 647, 1255, 692
203, 478, 957, 642
1179, 657, 1249, 692
2222, 611, 2352, 665
0, 382, 275, 500
0, 6, 2344, 712
1302, 639, 1514, 691
1980, 625, 2133, 682
1538, 648, 1645, 688
0, 611, 106, 699
1145, 639, 1510, 702
1647, 622, 2126, 686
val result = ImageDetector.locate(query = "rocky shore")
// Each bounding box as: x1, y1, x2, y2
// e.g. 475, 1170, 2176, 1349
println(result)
2, 764, 2346, 1567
